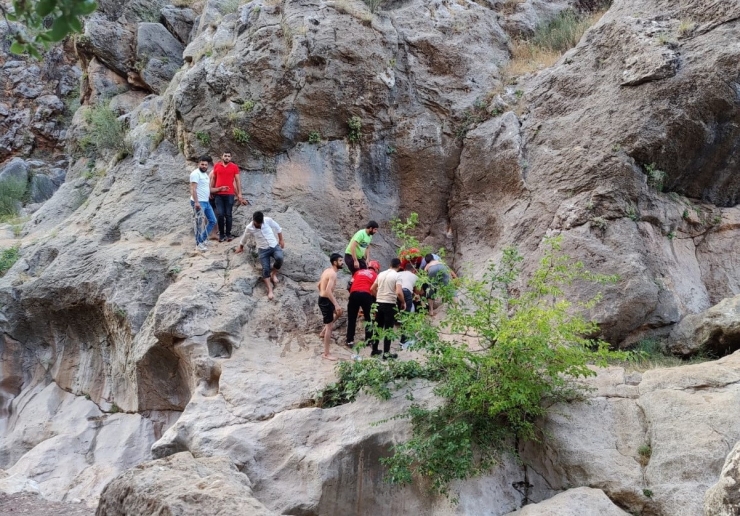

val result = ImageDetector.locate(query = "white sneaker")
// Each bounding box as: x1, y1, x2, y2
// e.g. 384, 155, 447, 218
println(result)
196, 243, 208, 252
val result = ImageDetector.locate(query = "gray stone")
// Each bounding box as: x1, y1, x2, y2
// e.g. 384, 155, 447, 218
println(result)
621, 47, 679, 87
79, 14, 136, 77
507, 487, 629, 516
29, 174, 58, 203
0, 158, 29, 184
136, 23, 185, 94
668, 294, 740, 356
161, 5, 196, 44
705, 441, 740, 516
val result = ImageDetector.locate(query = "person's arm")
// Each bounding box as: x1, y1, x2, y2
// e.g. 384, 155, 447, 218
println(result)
236, 224, 252, 253
449, 268, 458, 279
233, 172, 245, 203
370, 279, 378, 297
349, 240, 359, 268
190, 182, 201, 210
267, 219, 284, 248
395, 281, 406, 310
327, 275, 342, 315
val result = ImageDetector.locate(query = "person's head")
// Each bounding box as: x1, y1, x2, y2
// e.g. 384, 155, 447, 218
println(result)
365, 220, 379, 235
252, 211, 264, 228
222, 151, 232, 163
424, 253, 435, 264
330, 252, 343, 268
390, 257, 402, 270
368, 260, 380, 272
404, 262, 415, 272
198, 156, 211, 171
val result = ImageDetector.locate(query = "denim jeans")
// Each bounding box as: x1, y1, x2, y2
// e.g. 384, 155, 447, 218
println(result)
258, 245, 284, 278
191, 200, 216, 245
213, 194, 235, 238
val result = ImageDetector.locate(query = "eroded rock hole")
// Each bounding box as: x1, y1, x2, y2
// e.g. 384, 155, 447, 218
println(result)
207, 336, 233, 359
137, 346, 191, 411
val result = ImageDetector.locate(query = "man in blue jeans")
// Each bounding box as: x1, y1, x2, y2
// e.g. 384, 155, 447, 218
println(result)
190, 156, 220, 252
236, 211, 285, 300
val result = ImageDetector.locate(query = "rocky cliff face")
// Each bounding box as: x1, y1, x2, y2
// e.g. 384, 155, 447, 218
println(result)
1, 0, 740, 513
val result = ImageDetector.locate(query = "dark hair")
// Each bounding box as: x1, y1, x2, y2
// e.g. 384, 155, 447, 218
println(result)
253, 211, 264, 223
391, 257, 402, 269
424, 253, 435, 264
330, 252, 342, 265
222, 151, 231, 156
198, 155, 211, 163
366, 220, 379, 229
404, 262, 415, 271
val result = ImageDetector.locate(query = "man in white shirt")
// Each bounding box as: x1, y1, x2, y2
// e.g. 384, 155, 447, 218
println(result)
236, 211, 285, 300
190, 156, 221, 252
369, 258, 405, 359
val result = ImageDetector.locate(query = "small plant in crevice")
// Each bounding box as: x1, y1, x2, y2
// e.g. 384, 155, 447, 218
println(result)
308, 131, 321, 144
682, 209, 689, 220
77, 103, 131, 158
195, 131, 211, 146
637, 444, 652, 466
232, 128, 251, 144
643, 488, 654, 498
678, 18, 696, 37
626, 204, 639, 222
645, 163, 667, 192
109, 403, 121, 414
347, 115, 362, 144
590, 216, 607, 230
667, 231, 676, 240
241, 99, 256, 112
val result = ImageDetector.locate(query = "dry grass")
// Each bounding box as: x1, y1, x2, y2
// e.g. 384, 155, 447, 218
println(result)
502, 0, 525, 14
332, 0, 373, 24
504, 9, 606, 78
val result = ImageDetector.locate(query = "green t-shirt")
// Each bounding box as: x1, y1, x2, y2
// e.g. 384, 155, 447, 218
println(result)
345, 229, 372, 259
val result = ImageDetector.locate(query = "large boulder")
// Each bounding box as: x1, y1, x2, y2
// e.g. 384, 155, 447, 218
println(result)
507, 487, 629, 516
668, 294, 740, 356
705, 441, 740, 516
136, 23, 185, 94
78, 15, 136, 77
160, 5, 197, 45
0, 157, 28, 184
96, 452, 274, 516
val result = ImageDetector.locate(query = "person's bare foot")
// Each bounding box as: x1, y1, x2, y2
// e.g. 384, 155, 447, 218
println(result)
322, 354, 338, 361
267, 291, 274, 300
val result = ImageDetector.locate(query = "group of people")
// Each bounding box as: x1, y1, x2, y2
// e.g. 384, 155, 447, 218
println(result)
317, 221, 457, 361
189, 160, 456, 361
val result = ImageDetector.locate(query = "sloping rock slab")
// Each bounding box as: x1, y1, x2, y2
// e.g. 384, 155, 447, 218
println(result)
705, 441, 740, 516
507, 487, 629, 516
136, 22, 184, 94
669, 294, 740, 356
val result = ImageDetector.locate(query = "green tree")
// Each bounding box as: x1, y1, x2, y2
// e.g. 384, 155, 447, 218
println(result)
2, 0, 98, 58
319, 223, 628, 496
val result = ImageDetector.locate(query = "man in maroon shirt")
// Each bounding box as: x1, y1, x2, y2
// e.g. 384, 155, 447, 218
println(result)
210, 151, 246, 242
345, 260, 380, 348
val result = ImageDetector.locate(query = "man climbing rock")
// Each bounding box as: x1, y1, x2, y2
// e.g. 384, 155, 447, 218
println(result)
344, 221, 379, 275
190, 156, 219, 252
210, 151, 246, 242
317, 253, 344, 361
424, 254, 458, 316
370, 258, 405, 359
346, 259, 380, 348
236, 211, 284, 300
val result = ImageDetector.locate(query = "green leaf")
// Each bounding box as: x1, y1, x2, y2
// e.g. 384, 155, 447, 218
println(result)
73, 0, 98, 15
47, 16, 70, 41
9, 41, 26, 55
68, 15, 82, 32
36, 0, 57, 17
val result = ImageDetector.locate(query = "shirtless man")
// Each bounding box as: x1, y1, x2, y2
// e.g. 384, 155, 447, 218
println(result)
317, 253, 344, 361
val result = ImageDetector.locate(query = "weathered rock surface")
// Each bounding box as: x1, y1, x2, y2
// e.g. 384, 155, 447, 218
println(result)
507, 487, 628, 516
160, 5, 197, 45
96, 452, 274, 516
136, 23, 185, 94
669, 294, 740, 357
705, 441, 740, 516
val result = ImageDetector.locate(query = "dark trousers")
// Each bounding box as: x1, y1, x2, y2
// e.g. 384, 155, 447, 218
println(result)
213, 194, 235, 238
345, 253, 367, 275
400, 288, 413, 344
372, 302, 396, 354
347, 291, 375, 344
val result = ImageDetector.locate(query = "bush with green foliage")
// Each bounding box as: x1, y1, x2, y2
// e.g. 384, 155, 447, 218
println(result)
0, 246, 20, 277
308, 131, 321, 144
347, 115, 362, 144
232, 128, 251, 144
531, 9, 593, 53
645, 163, 667, 191
4, 0, 98, 58
319, 219, 627, 495
0, 178, 27, 221
79, 103, 130, 157
195, 131, 211, 146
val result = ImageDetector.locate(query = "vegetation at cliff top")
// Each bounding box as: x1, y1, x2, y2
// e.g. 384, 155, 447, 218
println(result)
319, 216, 629, 496
2, 0, 98, 58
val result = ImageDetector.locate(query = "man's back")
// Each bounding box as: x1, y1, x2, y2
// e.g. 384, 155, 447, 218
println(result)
376, 269, 399, 304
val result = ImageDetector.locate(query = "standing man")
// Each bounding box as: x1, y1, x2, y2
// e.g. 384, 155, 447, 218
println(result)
211, 151, 246, 242
346, 260, 380, 348
370, 258, 405, 359
236, 211, 284, 300
190, 156, 219, 252
345, 221, 379, 275
317, 253, 344, 361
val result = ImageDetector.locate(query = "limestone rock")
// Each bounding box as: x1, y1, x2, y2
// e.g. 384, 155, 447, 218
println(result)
705, 441, 740, 516
621, 46, 679, 87
84, 57, 129, 104
29, 174, 57, 203
669, 294, 740, 356
507, 487, 629, 516
136, 23, 185, 94
161, 5, 196, 45
0, 157, 29, 184
79, 15, 136, 77
96, 452, 274, 516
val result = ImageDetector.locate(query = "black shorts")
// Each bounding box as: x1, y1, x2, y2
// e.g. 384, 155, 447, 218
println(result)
318, 296, 334, 324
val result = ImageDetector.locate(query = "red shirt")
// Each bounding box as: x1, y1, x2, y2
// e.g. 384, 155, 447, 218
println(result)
212, 162, 240, 195
399, 247, 422, 270
350, 269, 377, 294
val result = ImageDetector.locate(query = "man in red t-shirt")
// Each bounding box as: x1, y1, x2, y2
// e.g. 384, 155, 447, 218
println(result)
346, 260, 380, 347
210, 151, 246, 242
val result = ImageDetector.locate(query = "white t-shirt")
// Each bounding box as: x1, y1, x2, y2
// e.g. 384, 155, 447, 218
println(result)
398, 271, 417, 292
239, 216, 282, 249
189, 168, 210, 202
375, 269, 401, 304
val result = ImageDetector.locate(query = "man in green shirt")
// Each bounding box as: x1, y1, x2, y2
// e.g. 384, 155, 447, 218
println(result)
344, 220, 379, 275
